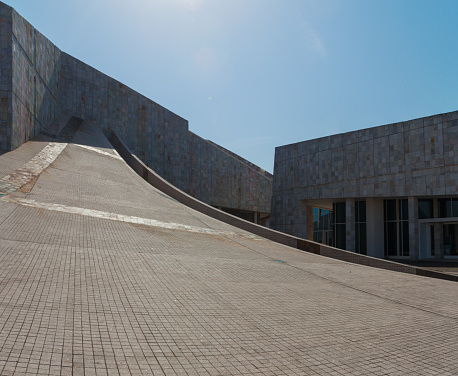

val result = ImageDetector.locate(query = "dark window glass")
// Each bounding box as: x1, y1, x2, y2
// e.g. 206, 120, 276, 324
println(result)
453, 199, 458, 218
451, 224, 458, 256
335, 202, 346, 224
386, 222, 397, 256
418, 199, 433, 219
442, 224, 458, 256
400, 199, 409, 221
439, 198, 452, 218
355, 201, 366, 223
317, 232, 322, 243
359, 224, 367, 255
335, 224, 346, 250
430, 225, 435, 256
385, 199, 397, 221
355, 225, 360, 252
401, 221, 409, 256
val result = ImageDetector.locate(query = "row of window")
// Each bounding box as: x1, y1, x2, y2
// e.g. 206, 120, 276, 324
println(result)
312, 202, 368, 254
312, 197, 458, 257
419, 198, 458, 219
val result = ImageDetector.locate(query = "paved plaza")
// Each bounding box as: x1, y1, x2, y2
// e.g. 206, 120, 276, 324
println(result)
0, 122, 457, 375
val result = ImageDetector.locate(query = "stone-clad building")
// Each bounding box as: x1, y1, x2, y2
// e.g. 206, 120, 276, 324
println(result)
271, 111, 458, 260
0, 1, 271, 222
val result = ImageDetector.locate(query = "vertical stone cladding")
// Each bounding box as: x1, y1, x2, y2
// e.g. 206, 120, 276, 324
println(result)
271, 111, 458, 237
189, 132, 272, 213
346, 198, 355, 252
10, 7, 61, 149
59, 53, 191, 192
0, 2, 12, 150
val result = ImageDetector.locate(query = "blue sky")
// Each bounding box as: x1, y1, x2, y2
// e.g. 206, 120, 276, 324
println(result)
5, 0, 458, 173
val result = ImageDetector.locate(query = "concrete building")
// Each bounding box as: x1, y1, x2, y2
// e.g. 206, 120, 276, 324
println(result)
0, 1, 271, 223
270, 111, 458, 260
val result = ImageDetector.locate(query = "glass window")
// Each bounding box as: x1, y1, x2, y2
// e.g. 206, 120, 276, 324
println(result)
335, 224, 346, 250
356, 224, 367, 255
439, 198, 452, 218
384, 199, 409, 257
430, 225, 435, 256
400, 199, 408, 221
401, 221, 410, 256
356, 201, 366, 223
333, 202, 346, 250
453, 200, 458, 218
312, 208, 333, 246
386, 222, 397, 256
335, 202, 346, 224
418, 199, 433, 219
385, 199, 397, 221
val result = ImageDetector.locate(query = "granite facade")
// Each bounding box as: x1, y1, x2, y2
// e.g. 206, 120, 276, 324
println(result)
271, 111, 458, 241
190, 132, 272, 213
10, 8, 61, 150
0, 3, 12, 150
59, 53, 191, 192
0, 1, 271, 214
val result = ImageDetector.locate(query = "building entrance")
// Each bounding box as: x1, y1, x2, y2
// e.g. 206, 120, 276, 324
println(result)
419, 220, 458, 259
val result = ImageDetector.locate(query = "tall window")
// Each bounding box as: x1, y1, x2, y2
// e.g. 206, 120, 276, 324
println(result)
418, 199, 433, 219
312, 208, 333, 246
384, 199, 409, 257
355, 201, 367, 254
438, 198, 458, 218
333, 202, 346, 250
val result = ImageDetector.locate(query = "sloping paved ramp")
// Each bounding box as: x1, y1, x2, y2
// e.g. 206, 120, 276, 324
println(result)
0, 122, 457, 375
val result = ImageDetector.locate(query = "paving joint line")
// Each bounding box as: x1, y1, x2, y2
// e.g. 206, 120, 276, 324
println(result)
0, 195, 262, 241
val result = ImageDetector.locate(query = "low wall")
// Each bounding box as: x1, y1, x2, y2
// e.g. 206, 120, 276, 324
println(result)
108, 129, 458, 283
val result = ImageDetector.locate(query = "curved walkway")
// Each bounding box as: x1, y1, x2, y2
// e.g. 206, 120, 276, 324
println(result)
0, 121, 457, 375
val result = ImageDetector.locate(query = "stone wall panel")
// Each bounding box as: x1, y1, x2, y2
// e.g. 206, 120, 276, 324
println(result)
272, 111, 458, 236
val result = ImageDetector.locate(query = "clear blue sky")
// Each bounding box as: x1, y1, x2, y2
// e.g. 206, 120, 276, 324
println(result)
5, 0, 458, 173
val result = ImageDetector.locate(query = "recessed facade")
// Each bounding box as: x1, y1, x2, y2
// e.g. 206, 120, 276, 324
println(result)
270, 111, 458, 260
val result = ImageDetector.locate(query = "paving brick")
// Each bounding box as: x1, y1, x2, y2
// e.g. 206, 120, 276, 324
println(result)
0, 122, 457, 375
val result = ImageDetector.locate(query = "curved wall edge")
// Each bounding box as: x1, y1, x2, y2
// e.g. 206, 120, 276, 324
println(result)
107, 129, 458, 283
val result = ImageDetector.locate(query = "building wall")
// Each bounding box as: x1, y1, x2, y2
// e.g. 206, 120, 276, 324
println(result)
0, 3, 12, 151
190, 132, 272, 213
59, 53, 191, 192
10, 8, 61, 150
0, 1, 272, 214
271, 111, 458, 237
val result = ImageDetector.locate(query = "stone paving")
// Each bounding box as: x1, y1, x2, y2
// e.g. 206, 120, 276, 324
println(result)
0, 122, 458, 375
